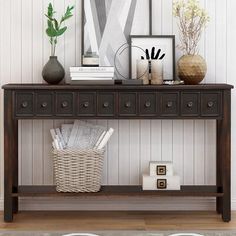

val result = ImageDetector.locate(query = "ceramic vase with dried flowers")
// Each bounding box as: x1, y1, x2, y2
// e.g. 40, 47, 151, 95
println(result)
42, 3, 74, 84
173, 0, 210, 85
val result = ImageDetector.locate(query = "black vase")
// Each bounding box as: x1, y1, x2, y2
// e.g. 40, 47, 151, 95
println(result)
42, 56, 65, 84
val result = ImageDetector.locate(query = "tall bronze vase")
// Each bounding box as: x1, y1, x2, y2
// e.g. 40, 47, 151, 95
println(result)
177, 55, 207, 85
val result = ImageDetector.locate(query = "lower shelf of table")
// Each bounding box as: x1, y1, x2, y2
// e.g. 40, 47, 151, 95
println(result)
12, 185, 224, 197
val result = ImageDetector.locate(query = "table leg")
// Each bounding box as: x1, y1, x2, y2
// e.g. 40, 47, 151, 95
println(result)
12, 119, 18, 214
4, 90, 14, 222
216, 121, 223, 214
217, 90, 231, 222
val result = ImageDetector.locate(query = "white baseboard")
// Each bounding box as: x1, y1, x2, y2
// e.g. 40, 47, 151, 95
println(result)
0, 197, 236, 211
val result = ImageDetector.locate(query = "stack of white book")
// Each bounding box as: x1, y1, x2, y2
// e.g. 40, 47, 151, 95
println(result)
69, 67, 115, 85
50, 120, 114, 151
142, 161, 181, 191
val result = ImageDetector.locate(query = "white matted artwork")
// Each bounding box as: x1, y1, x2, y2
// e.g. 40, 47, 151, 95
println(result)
130, 36, 176, 80
82, 0, 151, 79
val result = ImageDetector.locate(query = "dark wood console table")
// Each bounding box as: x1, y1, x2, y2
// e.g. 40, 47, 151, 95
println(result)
2, 83, 233, 222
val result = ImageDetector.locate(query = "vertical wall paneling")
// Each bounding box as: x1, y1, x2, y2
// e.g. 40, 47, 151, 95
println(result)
227, 0, 236, 198
195, 0, 206, 185
140, 120, 151, 182
64, 0, 76, 83
173, 120, 184, 184
194, 121, 205, 185
161, 0, 174, 163
204, 0, 216, 185
53, 0, 65, 68
205, 0, 216, 84
43, 120, 54, 185
107, 120, 119, 185
150, 0, 163, 173
118, 120, 130, 184
75, 0, 82, 66
150, 120, 162, 162
183, 121, 194, 185
9, 0, 23, 185
198, 0, 206, 59
152, 0, 162, 35
21, 0, 33, 185
0, 0, 11, 197
172, 1, 184, 183
42, 0, 54, 185
97, 120, 108, 185
205, 120, 216, 185
129, 121, 140, 185
215, 0, 227, 84
32, 0, 44, 185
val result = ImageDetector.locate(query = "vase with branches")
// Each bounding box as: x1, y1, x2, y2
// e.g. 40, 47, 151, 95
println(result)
173, 0, 209, 84
42, 3, 74, 84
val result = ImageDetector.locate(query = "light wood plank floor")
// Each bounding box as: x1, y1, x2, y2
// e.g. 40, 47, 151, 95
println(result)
1, 211, 236, 231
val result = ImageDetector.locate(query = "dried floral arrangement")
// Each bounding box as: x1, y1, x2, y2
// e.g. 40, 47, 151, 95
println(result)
173, 0, 210, 55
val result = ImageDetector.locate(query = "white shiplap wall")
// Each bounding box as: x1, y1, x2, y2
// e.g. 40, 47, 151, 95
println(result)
0, 0, 236, 210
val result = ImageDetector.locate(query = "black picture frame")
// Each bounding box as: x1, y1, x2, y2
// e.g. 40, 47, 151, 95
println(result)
129, 35, 176, 80
81, 0, 153, 71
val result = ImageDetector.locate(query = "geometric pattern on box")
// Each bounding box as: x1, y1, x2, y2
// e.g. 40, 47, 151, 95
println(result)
156, 165, 166, 175
83, 0, 150, 79
157, 179, 167, 189
149, 161, 173, 176
142, 175, 181, 191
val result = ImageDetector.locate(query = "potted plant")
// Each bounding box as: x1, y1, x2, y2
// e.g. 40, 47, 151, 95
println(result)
173, 0, 209, 85
42, 3, 74, 84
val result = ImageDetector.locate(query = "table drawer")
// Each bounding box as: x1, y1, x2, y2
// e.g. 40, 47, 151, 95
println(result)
15, 92, 34, 117
78, 92, 96, 117
119, 92, 137, 116
139, 93, 157, 116
201, 92, 222, 117
35, 92, 54, 116
55, 92, 75, 116
97, 93, 115, 117
160, 93, 179, 117
181, 92, 200, 116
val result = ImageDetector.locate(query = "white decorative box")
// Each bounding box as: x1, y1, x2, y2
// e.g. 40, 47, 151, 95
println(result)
142, 174, 180, 191
149, 161, 173, 176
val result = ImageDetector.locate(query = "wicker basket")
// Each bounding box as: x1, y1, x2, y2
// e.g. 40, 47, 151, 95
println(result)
52, 148, 105, 193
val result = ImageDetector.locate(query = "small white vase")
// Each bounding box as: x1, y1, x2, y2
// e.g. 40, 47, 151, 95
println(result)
136, 59, 149, 85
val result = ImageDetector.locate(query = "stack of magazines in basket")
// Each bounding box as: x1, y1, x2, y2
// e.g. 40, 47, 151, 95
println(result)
50, 120, 114, 151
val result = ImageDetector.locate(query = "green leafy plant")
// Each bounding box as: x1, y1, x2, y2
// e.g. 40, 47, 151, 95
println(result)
45, 3, 74, 56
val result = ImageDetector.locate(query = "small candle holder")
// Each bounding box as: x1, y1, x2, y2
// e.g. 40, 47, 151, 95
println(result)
151, 60, 163, 85
137, 59, 149, 85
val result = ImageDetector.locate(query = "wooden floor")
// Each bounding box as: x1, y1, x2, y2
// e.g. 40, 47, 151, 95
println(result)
1, 211, 236, 231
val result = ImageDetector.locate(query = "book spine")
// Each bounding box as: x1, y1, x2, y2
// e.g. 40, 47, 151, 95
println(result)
70, 67, 114, 73
71, 77, 113, 81
70, 73, 114, 77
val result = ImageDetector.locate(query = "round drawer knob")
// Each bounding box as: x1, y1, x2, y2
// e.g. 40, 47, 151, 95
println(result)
83, 102, 89, 108
21, 101, 28, 108
41, 102, 48, 108
145, 101, 151, 108
125, 102, 131, 108
103, 102, 109, 108
61, 101, 68, 108
207, 101, 214, 108
166, 101, 173, 108
187, 102, 193, 108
